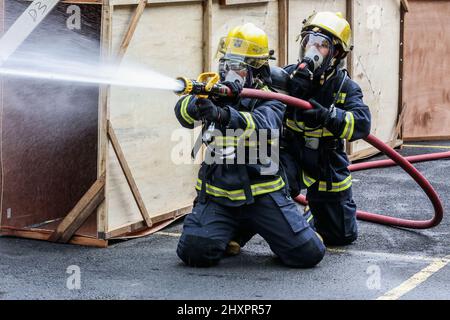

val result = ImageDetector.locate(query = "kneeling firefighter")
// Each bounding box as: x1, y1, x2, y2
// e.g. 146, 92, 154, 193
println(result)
174, 23, 325, 268
272, 12, 371, 245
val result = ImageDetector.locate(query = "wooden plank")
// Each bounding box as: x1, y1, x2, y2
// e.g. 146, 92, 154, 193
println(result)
104, 203, 191, 238
151, 204, 191, 224
48, 175, 106, 243
0, 0, 4, 229
107, 120, 153, 227
116, 0, 147, 62
97, 4, 114, 235
402, 0, 450, 140
0, 227, 108, 247
21, 0, 102, 4
202, 0, 212, 72
112, 0, 201, 5
277, 0, 288, 66
345, 0, 354, 155
110, 214, 185, 239
397, 7, 405, 139
401, 0, 410, 12
103, 220, 146, 238
345, 0, 354, 76
392, 102, 408, 142
219, 0, 270, 5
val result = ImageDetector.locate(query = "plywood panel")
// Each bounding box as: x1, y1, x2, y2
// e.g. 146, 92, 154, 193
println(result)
288, 0, 346, 65
107, 3, 202, 231
348, 0, 400, 153
402, 0, 450, 140
210, 0, 279, 71
0, 1, 101, 236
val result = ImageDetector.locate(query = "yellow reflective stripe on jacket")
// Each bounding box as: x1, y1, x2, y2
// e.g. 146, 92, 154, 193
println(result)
318, 175, 352, 192
340, 112, 355, 140
240, 111, 256, 131
333, 92, 347, 104
286, 118, 334, 137
195, 177, 285, 201
180, 96, 194, 125
286, 119, 302, 132
302, 171, 316, 188
239, 111, 256, 138
302, 171, 352, 192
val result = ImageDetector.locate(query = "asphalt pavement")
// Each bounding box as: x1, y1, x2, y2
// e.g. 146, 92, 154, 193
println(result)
1, 141, 449, 300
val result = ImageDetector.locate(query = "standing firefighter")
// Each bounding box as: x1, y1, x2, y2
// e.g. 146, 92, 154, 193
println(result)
278, 12, 371, 245
174, 23, 325, 268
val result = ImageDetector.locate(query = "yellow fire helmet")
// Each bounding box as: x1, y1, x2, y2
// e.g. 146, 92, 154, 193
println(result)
301, 11, 352, 55
216, 23, 270, 69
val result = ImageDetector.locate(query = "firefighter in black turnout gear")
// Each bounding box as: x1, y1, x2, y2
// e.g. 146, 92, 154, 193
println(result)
278, 12, 371, 245
174, 23, 325, 267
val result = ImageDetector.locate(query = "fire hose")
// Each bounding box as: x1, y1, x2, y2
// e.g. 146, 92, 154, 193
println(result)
176, 74, 446, 229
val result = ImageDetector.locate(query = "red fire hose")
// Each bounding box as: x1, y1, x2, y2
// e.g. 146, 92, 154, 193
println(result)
240, 88, 446, 229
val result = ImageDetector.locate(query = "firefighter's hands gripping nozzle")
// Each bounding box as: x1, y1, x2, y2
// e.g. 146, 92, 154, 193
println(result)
174, 72, 232, 98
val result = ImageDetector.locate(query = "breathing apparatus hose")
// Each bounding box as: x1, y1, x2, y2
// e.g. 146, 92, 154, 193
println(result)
239, 88, 445, 229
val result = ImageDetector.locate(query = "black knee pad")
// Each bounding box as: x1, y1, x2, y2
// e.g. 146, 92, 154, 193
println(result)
177, 234, 226, 267
280, 237, 326, 268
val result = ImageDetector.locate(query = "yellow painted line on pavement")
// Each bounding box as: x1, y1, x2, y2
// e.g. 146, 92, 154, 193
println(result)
376, 255, 450, 300
403, 144, 450, 150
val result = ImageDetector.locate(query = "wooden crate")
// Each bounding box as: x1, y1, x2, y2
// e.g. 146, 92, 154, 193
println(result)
0, 0, 407, 246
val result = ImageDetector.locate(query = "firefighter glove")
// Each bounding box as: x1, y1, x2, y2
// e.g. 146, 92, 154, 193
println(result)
301, 98, 335, 128
196, 98, 230, 125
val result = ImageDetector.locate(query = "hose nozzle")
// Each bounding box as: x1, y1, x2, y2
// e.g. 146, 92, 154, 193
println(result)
174, 72, 232, 98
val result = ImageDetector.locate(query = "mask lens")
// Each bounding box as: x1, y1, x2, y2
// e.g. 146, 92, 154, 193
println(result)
225, 59, 247, 71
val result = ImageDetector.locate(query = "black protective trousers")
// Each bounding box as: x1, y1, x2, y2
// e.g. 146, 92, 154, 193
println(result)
177, 190, 325, 268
